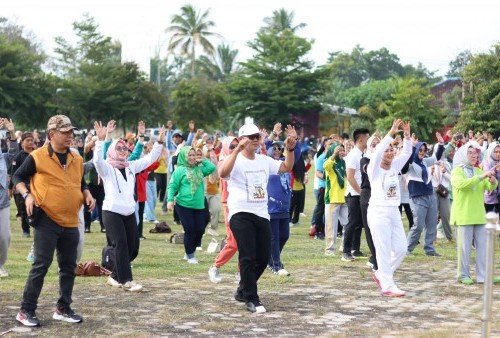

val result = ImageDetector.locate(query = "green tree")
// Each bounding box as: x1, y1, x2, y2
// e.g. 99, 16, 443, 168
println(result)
166, 4, 221, 76
376, 77, 443, 140
227, 27, 325, 127
456, 44, 500, 133
0, 18, 50, 126
171, 78, 227, 128
446, 50, 472, 78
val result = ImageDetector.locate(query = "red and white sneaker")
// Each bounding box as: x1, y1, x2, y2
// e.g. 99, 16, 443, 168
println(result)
381, 286, 406, 297
371, 273, 382, 290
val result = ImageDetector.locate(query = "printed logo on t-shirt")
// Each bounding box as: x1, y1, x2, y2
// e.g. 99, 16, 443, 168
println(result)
244, 170, 267, 203
382, 173, 399, 201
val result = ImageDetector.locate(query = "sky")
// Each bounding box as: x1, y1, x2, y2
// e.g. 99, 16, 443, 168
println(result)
2, 0, 499, 77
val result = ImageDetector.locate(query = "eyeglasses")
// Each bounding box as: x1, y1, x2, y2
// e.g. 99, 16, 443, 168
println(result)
246, 133, 260, 140
273, 146, 282, 150
115, 146, 128, 152
229, 144, 237, 150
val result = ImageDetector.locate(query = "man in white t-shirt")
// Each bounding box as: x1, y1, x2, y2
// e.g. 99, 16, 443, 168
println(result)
219, 122, 297, 314
342, 128, 370, 262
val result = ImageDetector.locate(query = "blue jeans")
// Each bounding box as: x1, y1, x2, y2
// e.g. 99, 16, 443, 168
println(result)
310, 188, 319, 225
21, 212, 79, 312
268, 217, 290, 271
407, 194, 438, 254
144, 180, 157, 221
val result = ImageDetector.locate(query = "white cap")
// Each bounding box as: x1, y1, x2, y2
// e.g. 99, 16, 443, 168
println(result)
238, 123, 260, 137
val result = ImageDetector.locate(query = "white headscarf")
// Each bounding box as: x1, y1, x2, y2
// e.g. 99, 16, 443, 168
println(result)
485, 142, 500, 165
364, 135, 380, 159
453, 141, 481, 177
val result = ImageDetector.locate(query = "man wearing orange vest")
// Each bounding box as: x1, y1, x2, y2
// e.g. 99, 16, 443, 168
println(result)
13, 115, 95, 327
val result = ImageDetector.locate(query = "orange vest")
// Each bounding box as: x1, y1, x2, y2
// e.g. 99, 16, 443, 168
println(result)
30, 145, 84, 227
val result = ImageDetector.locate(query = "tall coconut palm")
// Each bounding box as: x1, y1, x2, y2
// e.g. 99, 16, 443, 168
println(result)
262, 8, 306, 33
197, 44, 239, 81
166, 4, 221, 76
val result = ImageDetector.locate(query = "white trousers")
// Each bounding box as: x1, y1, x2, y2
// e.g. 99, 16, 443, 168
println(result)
368, 205, 407, 291
0, 206, 11, 267
76, 206, 85, 263
324, 203, 348, 252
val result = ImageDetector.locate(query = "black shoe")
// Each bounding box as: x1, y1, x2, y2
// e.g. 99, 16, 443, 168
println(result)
341, 253, 355, 262
16, 309, 40, 327
351, 250, 366, 258
245, 300, 266, 313
234, 290, 246, 302
52, 307, 83, 323
426, 251, 441, 257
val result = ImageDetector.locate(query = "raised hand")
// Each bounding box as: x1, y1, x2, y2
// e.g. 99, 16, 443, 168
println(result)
157, 126, 166, 143
137, 121, 146, 135
402, 121, 411, 139
284, 125, 297, 150
93, 121, 107, 141
106, 120, 116, 134
236, 137, 250, 152
389, 119, 403, 136
189, 120, 195, 132
436, 131, 444, 144
273, 122, 282, 136
411, 133, 419, 146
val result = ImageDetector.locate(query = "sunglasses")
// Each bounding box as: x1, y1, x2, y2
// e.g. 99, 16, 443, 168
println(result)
115, 146, 129, 152
246, 133, 260, 140
229, 144, 238, 150
273, 146, 282, 150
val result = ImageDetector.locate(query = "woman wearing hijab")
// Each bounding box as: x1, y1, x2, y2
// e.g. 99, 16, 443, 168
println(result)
167, 146, 216, 264
208, 137, 239, 283
359, 135, 380, 270
367, 119, 412, 297
406, 133, 445, 256
93, 121, 164, 292
323, 143, 348, 256
482, 142, 500, 213
451, 142, 498, 285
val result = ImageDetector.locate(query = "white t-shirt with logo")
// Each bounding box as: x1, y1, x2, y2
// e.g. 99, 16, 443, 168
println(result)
227, 153, 281, 221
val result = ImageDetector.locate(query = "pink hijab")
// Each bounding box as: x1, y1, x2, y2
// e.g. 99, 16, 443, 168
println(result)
219, 136, 238, 162
107, 139, 130, 169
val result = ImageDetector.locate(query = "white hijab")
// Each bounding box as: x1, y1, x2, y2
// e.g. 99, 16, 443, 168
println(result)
453, 141, 481, 177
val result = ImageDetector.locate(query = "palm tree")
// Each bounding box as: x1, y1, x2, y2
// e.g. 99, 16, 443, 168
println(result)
262, 8, 306, 33
166, 4, 221, 76
197, 44, 239, 81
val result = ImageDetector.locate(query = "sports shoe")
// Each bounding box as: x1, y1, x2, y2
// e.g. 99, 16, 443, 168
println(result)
196, 246, 203, 251
371, 273, 381, 290
107, 276, 122, 288
341, 253, 355, 262
276, 268, 290, 276
183, 254, 188, 260
325, 250, 336, 256
207, 228, 219, 237
187, 257, 199, 264
16, 309, 40, 327
245, 300, 266, 313
208, 266, 222, 283
234, 289, 245, 302
139, 236, 146, 240
53, 307, 83, 323
381, 286, 405, 297
300, 212, 307, 217
351, 250, 366, 258
0, 266, 8, 278
234, 272, 241, 283
458, 277, 474, 285
122, 281, 143, 292
366, 261, 374, 269
426, 251, 441, 257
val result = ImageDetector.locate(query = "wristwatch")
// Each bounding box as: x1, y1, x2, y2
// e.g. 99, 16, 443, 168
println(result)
22, 191, 30, 200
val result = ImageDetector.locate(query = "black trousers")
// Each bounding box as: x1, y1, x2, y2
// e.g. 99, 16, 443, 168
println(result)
88, 184, 105, 231
343, 194, 362, 254
312, 187, 325, 234
399, 203, 414, 230
21, 212, 79, 312
155, 173, 167, 202
230, 212, 271, 302
175, 204, 206, 255
137, 201, 145, 238
102, 210, 138, 284
289, 189, 305, 224
14, 193, 29, 235
360, 189, 377, 269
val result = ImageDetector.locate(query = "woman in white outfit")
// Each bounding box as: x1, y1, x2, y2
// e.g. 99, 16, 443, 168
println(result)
367, 119, 412, 297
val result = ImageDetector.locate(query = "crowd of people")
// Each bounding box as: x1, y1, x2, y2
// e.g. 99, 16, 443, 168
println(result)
0, 115, 499, 326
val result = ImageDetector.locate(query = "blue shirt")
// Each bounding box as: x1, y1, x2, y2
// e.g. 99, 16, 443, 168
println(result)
316, 153, 326, 189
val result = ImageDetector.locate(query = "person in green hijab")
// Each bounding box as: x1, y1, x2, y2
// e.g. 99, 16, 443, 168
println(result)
323, 143, 348, 256
167, 146, 216, 264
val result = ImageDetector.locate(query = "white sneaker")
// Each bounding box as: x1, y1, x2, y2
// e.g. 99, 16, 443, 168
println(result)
208, 266, 222, 283
300, 212, 306, 217
122, 281, 143, 292
107, 276, 122, 288
0, 267, 8, 278
234, 272, 241, 283
183, 254, 188, 260
276, 268, 290, 276
381, 286, 406, 297
26, 246, 35, 262
366, 261, 374, 269
187, 257, 199, 264
196, 246, 203, 251
207, 228, 219, 237
325, 250, 336, 256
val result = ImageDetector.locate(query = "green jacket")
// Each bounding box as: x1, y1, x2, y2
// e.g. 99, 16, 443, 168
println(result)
167, 146, 216, 209
450, 166, 498, 226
